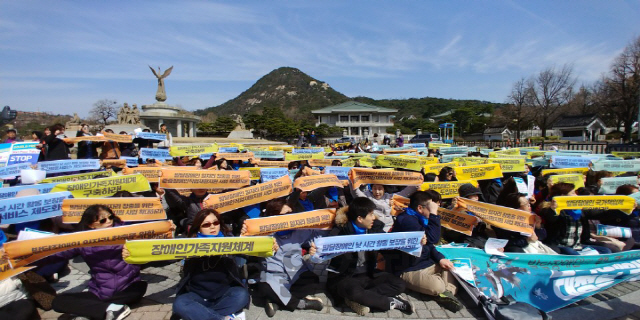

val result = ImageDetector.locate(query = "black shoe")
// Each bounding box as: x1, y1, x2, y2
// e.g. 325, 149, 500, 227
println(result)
303, 297, 324, 311
265, 299, 278, 318
105, 305, 131, 320
433, 291, 463, 312
390, 295, 414, 315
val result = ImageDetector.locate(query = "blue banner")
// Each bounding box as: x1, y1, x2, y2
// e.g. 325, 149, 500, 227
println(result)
0, 191, 72, 224
218, 147, 238, 153
120, 156, 139, 167
253, 150, 284, 159
441, 153, 469, 163
135, 132, 167, 141
7, 142, 40, 165
292, 147, 324, 154
313, 231, 424, 261
0, 183, 60, 200
260, 168, 288, 183
439, 247, 640, 312
405, 143, 426, 148
0, 163, 33, 179
551, 156, 598, 168
37, 159, 101, 174
140, 148, 172, 161
324, 166, 352, 180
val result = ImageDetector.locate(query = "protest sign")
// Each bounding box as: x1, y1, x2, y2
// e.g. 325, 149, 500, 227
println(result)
375, 155, 423, 171
490, 148, 520, 156
0, 192, 72, 224
215, 152, 255, 161
549, 174, 585, 189
159, 169, 251, 189
596, 224, 632, 238
554, 195, 635, 214
541, 167, 589, 176
123, 237, 274, 264
357, 156, 375, 167
260, 168, 289, 182
437, 208, 478, 236
102, 132, 133, 143
405, 143, 426, 148
203, 175, 293, 213
292, 147, 324, 154
100, 159, 127, 169
293, 174, 343, 192
0, 183, 59, 200
598, 176, 639, 194
390, 194, 410, 216
63, 135, 106, 143
218, 147, 238, 153
37, 159, 100, 174
438, 247, 640, 312
441, 153, 467, 163
50, 173, 151, 198
135, 132, 167, 141
486, 158, 526, 173
551, 155, 597, 168
454, 164, 503, 181
269, 145, 294, 152
324, 166, 351, 180
169, 144, 218, 157
313, 231, 423, 261
527, 150, 547, 158
611, 152, 640, 158
428, 143, 451, 149
257, 160, 291, 168
244, 209, 336, 235
122, 166, 163, 182
239, 167, 261, 181
592, 159, 640, 172
340, 158, 357, 167
61, 198, 166, 223
456, 198, 534, 235
420, 180, 479, 199
439, 146, 469, 154
453, 157, 488, 167
120, 156, 139, 167
4, 221, 173, 268
0, 163, 33, 179
308, 159, 334, 167
423, 162, 458, 174
348, 168, 423, 188
285, 153, 324, 161
139, 148, 172, 161
383, 149, 417, 155
7, 142, 40, 165
253, 150, 285, 159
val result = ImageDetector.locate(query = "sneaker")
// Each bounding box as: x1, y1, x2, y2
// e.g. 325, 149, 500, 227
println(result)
105, 305, 131, 320
433, 291, 463, 312
71, 317, 91, 320
225, 311, 246, 320
345, 298, 369, 316
264, 299, 278, 318
303, 297, 324, 311
390, 295, 414, 315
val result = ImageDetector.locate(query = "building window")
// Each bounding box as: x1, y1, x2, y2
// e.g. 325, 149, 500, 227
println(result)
361, 115, 369, 122
350, 127, 360, 135
350, 115, 359, 122
340, 115, 348, 122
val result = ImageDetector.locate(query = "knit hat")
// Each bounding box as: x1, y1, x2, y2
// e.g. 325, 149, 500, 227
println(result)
458, 183, 483, 198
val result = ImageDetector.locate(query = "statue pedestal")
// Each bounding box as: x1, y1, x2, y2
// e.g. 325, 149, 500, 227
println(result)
65, 124, 82, 133
227, 130, 254, 139
104, 124, 149, 135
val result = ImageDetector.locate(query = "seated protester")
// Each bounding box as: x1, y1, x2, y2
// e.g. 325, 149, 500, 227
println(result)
326, 197, 413, 316
386, 191, 462, 312
424, 172, 438, 182
0, 274, 40, 320
171, 208, 248, 320
495, 193, 554, 254
163, 188, 210, 232
118, 131, 138, 157
132, 128, 155, 149
76, 124, 99, 159
349, 180, 419, 232
288, 166, 332, 212
215, 158, 233, 170
253, 199, 326, 317
589, 184, 639, 250
437, 167, 456, 182
539, 182, 612, 255
36, 205, 149, 320
444, 184, 487, 248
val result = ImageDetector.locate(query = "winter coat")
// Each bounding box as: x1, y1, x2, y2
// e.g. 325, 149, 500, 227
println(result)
176, 255, 246, 302
350, 183, 419, 231
163, 189, 209, 228
76, 132, 99, 159
99, 141, 121, 159
43, 134, 72, 161
0, 278, 27, 309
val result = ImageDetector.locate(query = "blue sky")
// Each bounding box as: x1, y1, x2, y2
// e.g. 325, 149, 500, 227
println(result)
1, 1, 639, 117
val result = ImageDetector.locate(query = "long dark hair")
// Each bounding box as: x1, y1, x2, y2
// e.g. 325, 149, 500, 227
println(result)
188, 208, 230, 238
549, 182, 575, 199
77, 204, 121, 231
438, 166, 455, 181
215, 158, 232, 170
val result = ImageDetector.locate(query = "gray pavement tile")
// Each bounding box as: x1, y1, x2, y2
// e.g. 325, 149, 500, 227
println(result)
416, 309, 434, 319
388, 309, 404, 318
430, 309, 449, 318
445, 310, 464, 318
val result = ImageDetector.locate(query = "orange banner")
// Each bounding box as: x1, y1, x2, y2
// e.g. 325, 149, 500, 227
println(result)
293, 174, 343, 192
123, 166, 162, 181
244, 209, 336, 236
203, 175, 293, 213
437, 208, 478, 236
100, 159, 127, 168
62, 198, 166, 223
159, 169, 251, 189
456, 198, 534, 235
4, 221, 172, 268
0, 257, 34, 281
348, 168, 424, 188
63, 135, 106, 143
215, 152, 254, 161
102, 132, 133, 143
308, 159, 334, 167
390, 194, 410, 216
256, 160, 291, 167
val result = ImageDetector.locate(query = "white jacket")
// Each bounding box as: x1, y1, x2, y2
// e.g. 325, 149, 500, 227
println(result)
350, 183, 419, 231
0, 278, 27, 308
156, 131, 172, 148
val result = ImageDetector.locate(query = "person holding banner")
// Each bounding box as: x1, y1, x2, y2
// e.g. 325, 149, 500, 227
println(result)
349, 180, 419, 232
437, 167, 456, 182
171, 208, 248, 320
76, 124, 99, 159
99, 129, 122, 160
326, 198, 413, 316
164, 188, 210, 232
0, 272, 40, 320
43, 124, 72, 161
156, 123, 172, 149
495, 193, 556, 254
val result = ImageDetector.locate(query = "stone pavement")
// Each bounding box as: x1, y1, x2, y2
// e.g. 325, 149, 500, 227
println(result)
38, 257, 640, 320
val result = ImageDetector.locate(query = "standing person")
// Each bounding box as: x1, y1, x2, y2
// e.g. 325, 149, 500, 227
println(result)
308, 130, 318, 147
157, 123, 172, 149
2, 128, 23, 143
396, 134, 404, 147
31, 131, 43, 142
172, 208, 249, 320
99, 129, 121, 160
383, 135, 390, 145
133, 129, 155, 149
297, 131, 306, 147
76, 124, 99, 159
44, 124, 73, 160
372, 133, 379, 146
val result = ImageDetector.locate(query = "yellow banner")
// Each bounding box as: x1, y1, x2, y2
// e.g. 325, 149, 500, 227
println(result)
41, 170, 115, 183
102, 132, 133, 143
239, 167, 261, 180
489, 154, 529, 159
334, 142, 351, 148
62, 198, 166, 223
358, 157, 375, 167
245, 209, 336, 236
203, 175, 293, 213
453, 157, 488, 167
0, 256, 34, 281
549, 174, 585, 188
307, 159, 334, 167
341, 158, 358, 167
159, 169, 251, 189
169, 144, 218, 157
437, 208, 478, 236
256, 160, 291, 168
486, 158, 526, 173
541, 167, 589, 176
428, 143, 451, 149
123, 166, 163, 181
349, 168, 424, 188
269, 145, 294, 152
457, 198, 534, 235
124, 236, 274, 264
285, 153, 324, 161
420, 180, 479, 199
490, 148, 520, 156
554, 195, 635, 214
293, 174, 343, 192
375, 155, 423, 171
4, 221, 172, 268
527, 151, 547, 158
454, 164, 503, 181
423, 162, 458, 174
612, 152, 640, 158
50, 173, 150, 198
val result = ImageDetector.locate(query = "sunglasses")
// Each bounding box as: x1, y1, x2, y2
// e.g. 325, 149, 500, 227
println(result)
96, 214, 115, 224
200, 221, 220, 229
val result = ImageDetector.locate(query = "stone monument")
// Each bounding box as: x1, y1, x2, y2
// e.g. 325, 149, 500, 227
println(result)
105, 103, 149, 134
149, 66, 173, 102
65, 113, 83, 132
227, 114, 253, 139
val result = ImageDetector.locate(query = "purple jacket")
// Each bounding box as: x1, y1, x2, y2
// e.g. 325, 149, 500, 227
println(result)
38, 243, 141, 300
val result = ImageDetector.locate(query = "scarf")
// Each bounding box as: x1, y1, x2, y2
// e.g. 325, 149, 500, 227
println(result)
327, 187, 339, 202
231, 162, 240, 170
197, 232, 225, 238
405, 207, 429, 228
351, 221, 366, 234
564, 209, 582, 221
299, 198, 314, 211
275, 230, 294, 237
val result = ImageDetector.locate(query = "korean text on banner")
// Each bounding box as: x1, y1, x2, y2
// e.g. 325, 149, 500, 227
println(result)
42, 170, 115, 183
159, 169, 251, 189
420, 180, 478, 199
203, 175, 293, 213
135, 132, 167, 141
453, 157, 488, 167
324, 166, 351, 180
375, 155, 423, 171
260, 168, 288, 182
285, 153, 324, 161
0, 183, 59, 200
456, 198, 535, 235
598, 176, 639, 194
4, 221, 173, 268
169, 144, 218, 157
50, 173, 151, 198
554, 195, 635, 214
253, 150, 284, 159
611, 152, 640, 158
0, 192, 72, 224
293, 174, 343, 192
292, 147, 324, 154
423, 162, 458, 174
124, 237, 274, 264
0, 163, 36, 179
541, 167, 589, 176
454, 164, 503, 181
37, 159, 101, 174
244, 209, 336, 236
62, 198, 166, 223
102, 132, 133, 143
256, 160, 290, 168
139, 148, 172, 161
551, 156, 595, 168
239, 167, 261, 180
348, 168, 424, 189
313, 232, 424, 261
63, 135, 106, 143
592, 159, 640, 172
486, 158, 526, 173
307, 159, 334, 167
215, 152, 255, 161
437, 208, 478, 236
549, 174, 585, 188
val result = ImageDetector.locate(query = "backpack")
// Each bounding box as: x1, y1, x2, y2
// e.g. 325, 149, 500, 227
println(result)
480, 295, 551, 320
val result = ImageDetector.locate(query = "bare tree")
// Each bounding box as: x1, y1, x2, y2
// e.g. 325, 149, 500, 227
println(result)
606, 36, 640, 141
528, 64, 576, 137
566, 84, 598, 115
505, 77, 535, 140
90, 99, 118, 126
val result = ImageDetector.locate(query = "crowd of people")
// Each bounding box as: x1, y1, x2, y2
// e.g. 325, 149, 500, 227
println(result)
1, 126, 639, 320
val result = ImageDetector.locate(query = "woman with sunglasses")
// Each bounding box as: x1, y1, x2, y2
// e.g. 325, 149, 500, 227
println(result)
33, 205, 147, 320
172, 208, 249, 320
